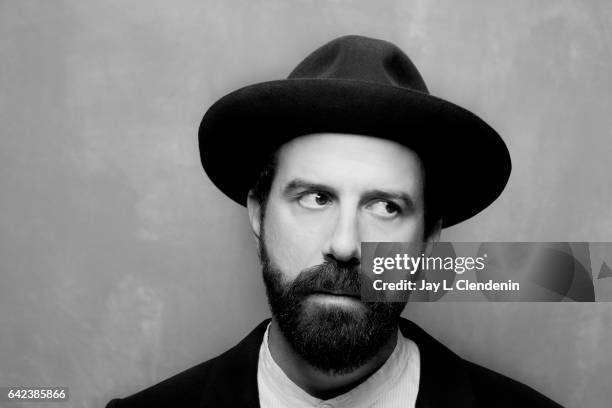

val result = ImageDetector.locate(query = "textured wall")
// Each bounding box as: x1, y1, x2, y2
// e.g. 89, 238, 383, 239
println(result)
1, 1, 611, 407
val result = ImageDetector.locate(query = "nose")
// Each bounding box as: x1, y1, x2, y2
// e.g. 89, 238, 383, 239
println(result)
323, 206, 361, 264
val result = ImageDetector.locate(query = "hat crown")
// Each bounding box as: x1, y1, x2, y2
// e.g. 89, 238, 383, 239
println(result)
288, 35, 429, 93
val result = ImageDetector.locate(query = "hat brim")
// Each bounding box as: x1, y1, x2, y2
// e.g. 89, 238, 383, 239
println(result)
199, 78, 511, 228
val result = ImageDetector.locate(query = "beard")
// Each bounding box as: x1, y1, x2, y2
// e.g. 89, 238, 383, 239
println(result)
258, 230, 406, 375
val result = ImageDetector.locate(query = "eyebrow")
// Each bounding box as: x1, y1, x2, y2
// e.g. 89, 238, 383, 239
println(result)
282, 178, 417, 210
283, 179, 338, 196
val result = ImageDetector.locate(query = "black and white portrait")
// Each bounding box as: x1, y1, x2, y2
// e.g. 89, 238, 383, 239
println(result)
1, 2, 611, 407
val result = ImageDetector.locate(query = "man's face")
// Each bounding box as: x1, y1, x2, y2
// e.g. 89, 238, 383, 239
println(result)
248, 133, 431, 373
261, 133, 427, 273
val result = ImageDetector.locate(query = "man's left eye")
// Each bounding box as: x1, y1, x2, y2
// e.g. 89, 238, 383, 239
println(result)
366, 201, 401, 218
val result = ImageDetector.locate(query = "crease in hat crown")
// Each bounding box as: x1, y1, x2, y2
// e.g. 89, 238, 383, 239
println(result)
287, 35, 429, 93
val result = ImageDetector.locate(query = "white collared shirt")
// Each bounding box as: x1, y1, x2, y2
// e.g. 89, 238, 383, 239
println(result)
257, 324, 420, 408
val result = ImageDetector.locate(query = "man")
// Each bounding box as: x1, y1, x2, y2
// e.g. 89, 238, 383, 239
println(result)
107, 35, 562, 407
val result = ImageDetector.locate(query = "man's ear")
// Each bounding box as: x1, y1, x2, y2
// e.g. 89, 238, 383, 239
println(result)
423, 219, 442, 257
247, 190, 262, 242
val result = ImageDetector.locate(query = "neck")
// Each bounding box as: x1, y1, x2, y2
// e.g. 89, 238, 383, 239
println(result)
267, 318, 398, 400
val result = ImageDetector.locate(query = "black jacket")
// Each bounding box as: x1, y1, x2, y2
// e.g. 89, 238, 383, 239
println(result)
107, 318, 562, 407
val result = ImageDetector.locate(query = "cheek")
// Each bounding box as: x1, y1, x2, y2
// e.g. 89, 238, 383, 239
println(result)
263, 204, 327, 278
361, 215, 426, 243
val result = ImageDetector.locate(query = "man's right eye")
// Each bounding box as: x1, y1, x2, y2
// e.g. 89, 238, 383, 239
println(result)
297, 192, 332, 209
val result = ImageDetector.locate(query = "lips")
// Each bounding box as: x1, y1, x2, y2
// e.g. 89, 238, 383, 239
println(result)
310, 290, 361, 299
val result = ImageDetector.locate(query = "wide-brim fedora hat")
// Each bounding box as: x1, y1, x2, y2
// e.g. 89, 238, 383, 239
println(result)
199, 35, 511, 228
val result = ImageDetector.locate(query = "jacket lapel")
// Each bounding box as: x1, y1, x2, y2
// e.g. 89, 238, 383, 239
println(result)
199, 318, 475, 407
399, 319, 475, 407
199, 319, 270, 407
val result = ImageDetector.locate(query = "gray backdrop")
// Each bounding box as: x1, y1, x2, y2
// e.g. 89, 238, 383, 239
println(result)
1, 1, 611, 407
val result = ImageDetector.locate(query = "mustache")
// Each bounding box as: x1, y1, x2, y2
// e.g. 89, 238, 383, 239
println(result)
286, 261, 361, 297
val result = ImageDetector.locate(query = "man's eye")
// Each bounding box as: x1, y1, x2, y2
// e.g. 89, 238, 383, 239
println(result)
297, 192, 332, 209
366, 200, 401, 218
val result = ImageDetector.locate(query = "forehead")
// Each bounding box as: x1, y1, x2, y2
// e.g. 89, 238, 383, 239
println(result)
274, 133, 424, 195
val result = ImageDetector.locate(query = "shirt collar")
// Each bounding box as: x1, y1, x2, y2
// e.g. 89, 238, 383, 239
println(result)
258, 324, 420, 407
